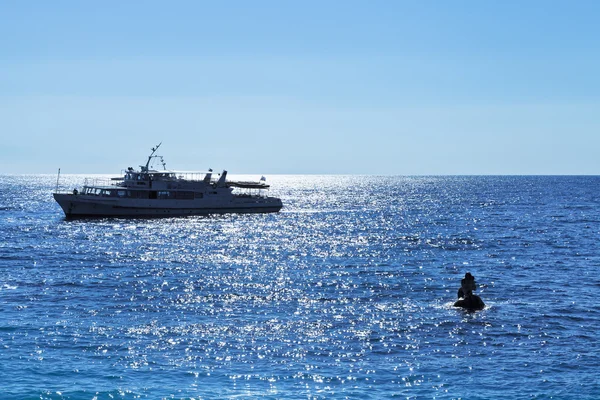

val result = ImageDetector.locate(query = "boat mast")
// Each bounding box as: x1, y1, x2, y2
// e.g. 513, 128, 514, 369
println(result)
144, 142, 162, 171
55, 168, 61, 193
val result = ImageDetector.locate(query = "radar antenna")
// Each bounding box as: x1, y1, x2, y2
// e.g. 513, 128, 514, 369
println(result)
143, 142, 162, 171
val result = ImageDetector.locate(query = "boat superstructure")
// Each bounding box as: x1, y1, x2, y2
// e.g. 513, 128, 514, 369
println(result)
53, 143, 283, 218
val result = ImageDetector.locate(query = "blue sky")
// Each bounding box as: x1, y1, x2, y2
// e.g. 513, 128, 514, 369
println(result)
1, 1, 599, 174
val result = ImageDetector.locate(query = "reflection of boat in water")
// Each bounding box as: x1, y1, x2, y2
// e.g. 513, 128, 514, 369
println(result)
53, 143, 283, 218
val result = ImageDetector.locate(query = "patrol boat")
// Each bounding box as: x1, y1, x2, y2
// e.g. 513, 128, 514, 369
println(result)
53, 143, 283, 218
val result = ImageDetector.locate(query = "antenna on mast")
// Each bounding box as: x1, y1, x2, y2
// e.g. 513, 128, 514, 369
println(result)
144, 142, 162, 171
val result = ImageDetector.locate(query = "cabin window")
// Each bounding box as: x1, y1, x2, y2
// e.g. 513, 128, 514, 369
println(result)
194, 192, 204, 199
175, 191, 194, 200
128, 190, 148, 199
117, 190, 126, 197
149, 191, 158, 199
157, 191, 171, 199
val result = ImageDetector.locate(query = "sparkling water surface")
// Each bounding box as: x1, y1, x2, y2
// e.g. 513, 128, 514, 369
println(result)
1, 175, 599, 399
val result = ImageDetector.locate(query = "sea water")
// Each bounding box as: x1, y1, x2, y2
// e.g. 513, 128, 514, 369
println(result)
1, 175, 599, 399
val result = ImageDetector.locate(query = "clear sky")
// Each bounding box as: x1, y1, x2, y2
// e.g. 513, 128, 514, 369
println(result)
1, 1, 599, 174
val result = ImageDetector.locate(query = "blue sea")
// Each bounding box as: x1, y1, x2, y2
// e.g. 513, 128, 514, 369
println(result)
1, 175, 599, 399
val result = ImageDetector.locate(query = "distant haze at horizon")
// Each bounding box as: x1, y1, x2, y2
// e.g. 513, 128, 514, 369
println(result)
1, 1, 599, 175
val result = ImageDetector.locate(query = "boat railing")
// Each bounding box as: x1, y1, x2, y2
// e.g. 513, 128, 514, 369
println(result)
82, 177, 124, 188
53, 176, 123, 194
231, 186, 271, 198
